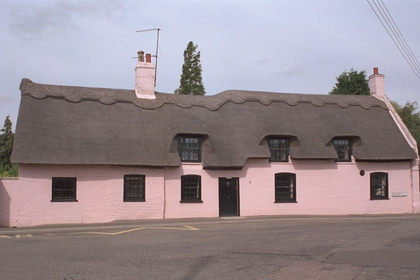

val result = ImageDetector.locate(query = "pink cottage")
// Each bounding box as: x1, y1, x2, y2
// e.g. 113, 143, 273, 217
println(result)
0, 52, 419, 227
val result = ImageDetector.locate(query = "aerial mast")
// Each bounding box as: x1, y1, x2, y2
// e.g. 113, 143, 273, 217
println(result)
136, 28, 161, 86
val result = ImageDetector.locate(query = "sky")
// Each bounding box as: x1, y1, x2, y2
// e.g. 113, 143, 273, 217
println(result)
1, 0, 420, 127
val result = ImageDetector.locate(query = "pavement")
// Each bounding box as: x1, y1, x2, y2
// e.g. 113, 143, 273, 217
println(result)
1, 213, 420, 235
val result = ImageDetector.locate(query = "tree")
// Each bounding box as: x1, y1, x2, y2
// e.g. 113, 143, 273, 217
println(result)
329, 68, 370, 95
0, 116, 18, 177
391, 101, 420, 154
175, 41, 206, 95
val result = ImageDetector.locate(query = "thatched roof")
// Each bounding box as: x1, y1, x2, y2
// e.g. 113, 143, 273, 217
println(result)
11, 79, 417, 169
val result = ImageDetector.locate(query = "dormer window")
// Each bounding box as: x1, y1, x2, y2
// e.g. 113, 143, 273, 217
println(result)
178, 136, 202, 162
333, 139, 351, 162
268, 138, 289, 162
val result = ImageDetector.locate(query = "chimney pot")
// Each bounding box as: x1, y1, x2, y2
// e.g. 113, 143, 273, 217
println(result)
373, 67, 379, 75
146, 53, 152, 63
137, 50, 144, 62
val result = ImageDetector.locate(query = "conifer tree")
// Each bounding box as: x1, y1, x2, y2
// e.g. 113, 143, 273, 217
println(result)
175, 41, 206, 95
329, 68, 370, 95
0, 115, 17, 176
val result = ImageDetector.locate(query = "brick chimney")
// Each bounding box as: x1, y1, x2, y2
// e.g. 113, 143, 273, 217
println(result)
369, 67, 385, 97
135, 50, 156, 99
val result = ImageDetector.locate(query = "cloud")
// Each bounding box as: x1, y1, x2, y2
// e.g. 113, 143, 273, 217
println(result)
276, 63, 308, 77
0, 94, 15, 104
258, 58, 273, 65
8, 0, 129, 39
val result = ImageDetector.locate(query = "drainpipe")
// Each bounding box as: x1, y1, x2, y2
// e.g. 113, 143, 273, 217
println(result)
163, 168, 166, 219
412, 159, 420, 213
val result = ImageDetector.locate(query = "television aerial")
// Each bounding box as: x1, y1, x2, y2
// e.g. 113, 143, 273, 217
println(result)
136, 28, 161, 86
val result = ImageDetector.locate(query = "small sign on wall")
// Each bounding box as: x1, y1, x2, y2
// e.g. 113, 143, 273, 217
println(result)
392, 192, 408, 197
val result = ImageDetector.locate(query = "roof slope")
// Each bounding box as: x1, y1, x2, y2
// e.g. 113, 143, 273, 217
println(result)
11, 79, 417, 168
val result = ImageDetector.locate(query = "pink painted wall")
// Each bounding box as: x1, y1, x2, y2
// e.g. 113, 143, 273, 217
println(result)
0, 178, 18, 226
240, 159, 416, 216
165, 159, 418, 219
1, 158, 419, 227
1, 164, 165, 227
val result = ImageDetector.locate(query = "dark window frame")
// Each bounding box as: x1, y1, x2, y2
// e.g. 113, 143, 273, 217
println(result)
274, 173, 296, 203
178, 136, 202, 163
124, 174, 146, 202
51, 177, 77, 202
333, 138, 352, 162
180, 175, 202, 203
268, 138, 289, 162
370, 172, 389, 200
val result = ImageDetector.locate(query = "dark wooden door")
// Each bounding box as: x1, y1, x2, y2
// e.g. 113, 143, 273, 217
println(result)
219, 177, 239, 217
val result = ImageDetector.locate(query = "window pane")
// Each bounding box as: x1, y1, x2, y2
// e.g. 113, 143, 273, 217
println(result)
179, 136, 201, 162
370, 173, 388, 199
52, 178, 76, 201
275, 173, 296, 202
269, 138, 288, 162
64, 187, 75, 199
181, 175, 201, 201
333, 139, 351, 161
54, 189, 64, 199
124, 175, 145, 201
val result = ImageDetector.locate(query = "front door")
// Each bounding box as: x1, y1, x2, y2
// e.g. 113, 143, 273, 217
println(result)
219, 177, 240, 217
